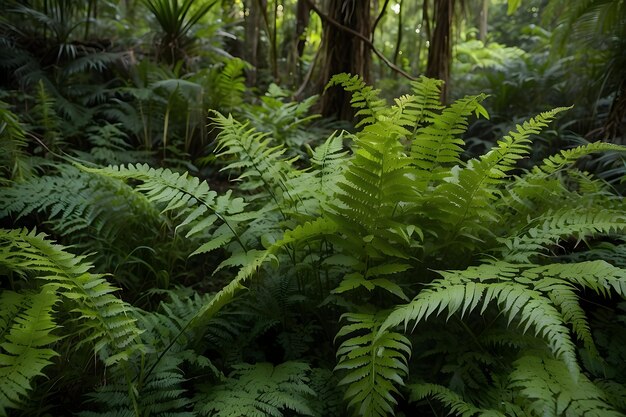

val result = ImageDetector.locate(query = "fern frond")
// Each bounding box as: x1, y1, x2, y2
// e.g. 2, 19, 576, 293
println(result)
0, 101, 33, 181
380, 262, 581, 376
212, 111, 296, 207
326, 74, 387, 127
306, 132, 349, 205
213, 58, 248, 111
0, 164, 161, 240
532, 141, 626, 176
406, 76, 445, 125
510, 354, 623, 417
411, 93, 488, 186
331, 121, 416, 255
194, 362, 315, 417
79, 162, 247, 256
80, 353, 193, 417
335, 313, 411, 417
0, 287, 59, 415
0, 228, 144, 365
408, 383, 506, 417
498, 208, 626, 263
427, 107, 571, 233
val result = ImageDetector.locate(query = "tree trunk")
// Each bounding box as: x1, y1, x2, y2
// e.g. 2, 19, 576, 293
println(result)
317, 0, 372, 119
244, 0, 265, 86
425, 0, 454, 102
478, 0, 488, 43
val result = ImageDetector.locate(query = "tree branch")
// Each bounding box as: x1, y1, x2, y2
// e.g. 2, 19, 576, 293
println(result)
304, 0, 416, 81
371, 0, 391, 42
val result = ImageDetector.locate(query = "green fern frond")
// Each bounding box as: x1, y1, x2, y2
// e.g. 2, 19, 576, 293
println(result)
212, 111, 295, 205
427, 107, 571, 232
510, 354, 623, 417
411, 93, 488, 186
330, 121, 416, 254
326, 74, 387, 127
213, 58, 248, 111
499, 208, 626, 263
0, 228, 144, 366
306, 132, 349, 205
0, 101, 33, 181
0, 164, 161, 240
532, 141, 626, 175
335, 313, 411, 417
380, 263, 581, 376
194, 362, 315, 417
80, 354, 193, 417
79, 162, 247, 256
405, 76, 445, 126
408, 383, 506, 417
0, 287, 59, 415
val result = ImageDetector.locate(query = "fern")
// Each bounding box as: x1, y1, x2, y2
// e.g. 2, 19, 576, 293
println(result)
510, 354, 623, 417
326, 74, 387, 127
385, 76, 444, 130
408, 383, 506, 417
0, 287, 59, 415
498, 208, 626, 263
334, 313, 411, 417
79, 162, 247, 257
80, 354, 194, 417
212, 111, 295, 203
0, 228, 144, 366
194, 362, 315, 417
0, 101, 33, 182
212, 58, 248, 111
410, 93, 488, 186
426, 107, 573, 242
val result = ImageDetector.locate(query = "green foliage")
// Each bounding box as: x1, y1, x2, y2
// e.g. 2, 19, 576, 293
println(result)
0, 287, 59, 415
0, 101, 33, 182
143, 0, 219, 64
3, 70, 626, 417
0, 228, 145, 415
335, 313, 411, 417
194, 362, 315, 417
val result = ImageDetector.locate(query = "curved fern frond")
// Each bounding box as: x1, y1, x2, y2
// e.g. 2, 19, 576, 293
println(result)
408, 383, 507, 417
0, 101, 33, 182
211, 111, 297, 209
79, 162, 247, 256
498, 208, 626, 263
80, 353, 193, 417
427, 107, 571, 233
0, 287, 59, 415
411, 93, 488, 186
326, 73, 387, 127
511, 354, 624, 417
0, 228, 144, 366
0, 164, 161, 240
532, 141, 626, 176
334, 313, 411, 417
194, 362, 315, 417
381, 263, 580, 375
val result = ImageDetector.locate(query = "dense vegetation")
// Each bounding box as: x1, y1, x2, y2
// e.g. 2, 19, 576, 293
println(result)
1, 0, 625, 416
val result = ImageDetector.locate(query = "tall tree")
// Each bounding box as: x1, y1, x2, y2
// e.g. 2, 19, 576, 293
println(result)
424, 0, 456, 102
312, 0, 372, 119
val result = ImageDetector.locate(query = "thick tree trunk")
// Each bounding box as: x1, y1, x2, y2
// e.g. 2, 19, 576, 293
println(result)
317, 0, 372, 119
425, 0, 453, 102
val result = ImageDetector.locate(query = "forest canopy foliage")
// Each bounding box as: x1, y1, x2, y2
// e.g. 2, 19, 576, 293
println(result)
1, 0, 626, 416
